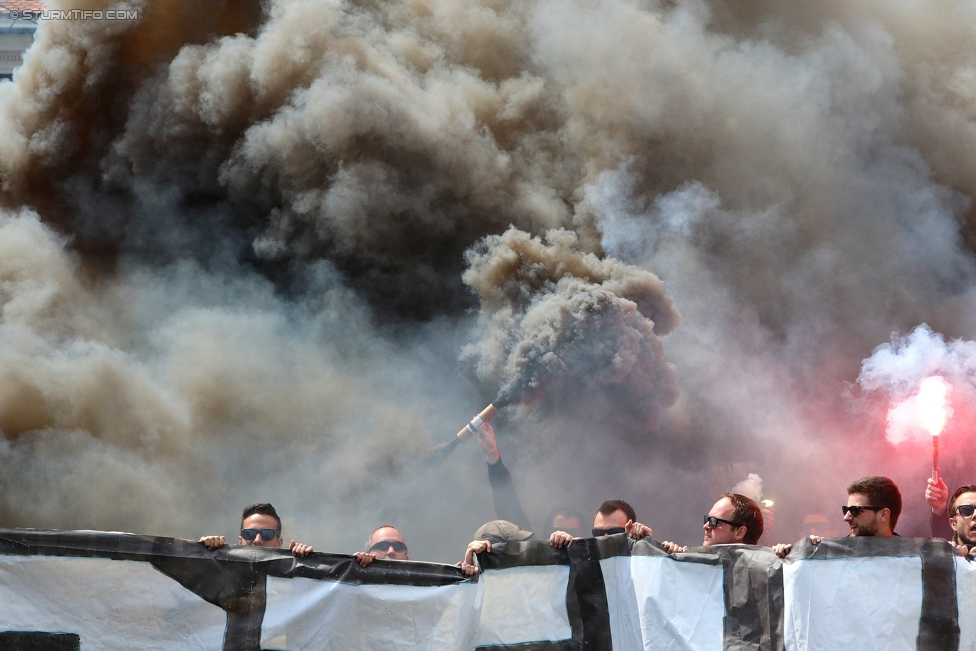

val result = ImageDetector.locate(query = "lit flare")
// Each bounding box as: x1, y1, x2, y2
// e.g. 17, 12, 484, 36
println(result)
916, 376, 949, 437
916, 375, 950, 483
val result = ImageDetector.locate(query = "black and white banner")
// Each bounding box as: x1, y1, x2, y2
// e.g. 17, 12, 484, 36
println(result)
0, 530, 973, 650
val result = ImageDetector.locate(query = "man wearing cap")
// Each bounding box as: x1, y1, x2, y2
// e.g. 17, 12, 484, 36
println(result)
354, 525, 409, 567
199, 502, 314, 557
459, 519, 535, 576
549, 499, 652, 548
660, 492, 764, 554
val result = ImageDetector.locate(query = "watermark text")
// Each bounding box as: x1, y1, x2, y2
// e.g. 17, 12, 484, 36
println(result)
7, 9, 140, 21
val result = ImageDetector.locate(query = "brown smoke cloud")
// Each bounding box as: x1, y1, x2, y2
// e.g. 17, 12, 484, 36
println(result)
461, 227, 679, 433
2, 0, 976, 553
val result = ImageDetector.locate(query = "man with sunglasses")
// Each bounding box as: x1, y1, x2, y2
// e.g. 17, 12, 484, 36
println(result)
944, 485, 976, 557
797, 513, 838, 539
840, 476, 901, 537
354, 525, 409, 567
199, 503, 314, 557
773, 476, 901, 558
660, 492, 764, 553
548, 499, 652, 548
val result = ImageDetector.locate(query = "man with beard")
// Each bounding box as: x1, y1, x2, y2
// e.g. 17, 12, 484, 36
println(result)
773, 476, 901, 557
660, 493, 764, 553
354, 525, 409, 567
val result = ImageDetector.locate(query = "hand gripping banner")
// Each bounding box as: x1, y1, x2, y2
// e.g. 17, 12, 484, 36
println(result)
0, 529, 973, 650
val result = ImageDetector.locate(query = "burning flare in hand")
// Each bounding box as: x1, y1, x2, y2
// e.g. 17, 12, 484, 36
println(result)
916, 376, 949, 437
916, 375, 950, 482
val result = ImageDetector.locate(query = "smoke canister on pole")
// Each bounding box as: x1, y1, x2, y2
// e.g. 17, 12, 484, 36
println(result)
457, 404, 499, 442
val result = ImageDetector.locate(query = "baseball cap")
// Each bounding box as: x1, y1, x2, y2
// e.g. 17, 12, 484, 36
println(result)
474, 520, 534, 544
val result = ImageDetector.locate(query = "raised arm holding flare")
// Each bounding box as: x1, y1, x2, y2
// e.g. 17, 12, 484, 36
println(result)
477, 422, 533, 532
926, 476, 955, 541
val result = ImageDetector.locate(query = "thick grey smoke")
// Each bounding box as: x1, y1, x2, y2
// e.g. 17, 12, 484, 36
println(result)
461, 227, 679, 433
2, 0, 976, 553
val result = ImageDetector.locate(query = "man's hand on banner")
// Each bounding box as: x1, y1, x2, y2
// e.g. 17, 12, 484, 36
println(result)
549, 530, 576, 548
199, 535, 225, 550
625, 520, 652, 540
290, 540, 314, 557
661, 540, 688, 554
458, 540, 492, 576
354, 552, 375, 567
773, 535, 822, 558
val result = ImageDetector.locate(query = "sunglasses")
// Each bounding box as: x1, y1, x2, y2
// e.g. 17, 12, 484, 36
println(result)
369, 540, 408, 553
841, 505, 883, 517
954, 504, 976, 518
241, 528, 279, 542
592, 527, 626, 537
704, 515, 741, 529
800, 522, 832, 534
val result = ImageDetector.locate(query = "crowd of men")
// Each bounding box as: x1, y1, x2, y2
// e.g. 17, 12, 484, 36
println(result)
200, 422, 976, 572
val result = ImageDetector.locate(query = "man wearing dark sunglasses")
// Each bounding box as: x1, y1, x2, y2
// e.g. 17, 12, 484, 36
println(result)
773, 476, 901, 558
354, 525, 409, 567
549, 499, 652, 548
797, 513, 838, 539
840, 476, 901, 538
198, 503, 314, 557
660, 492, 763, 554
946, 485, 976, 557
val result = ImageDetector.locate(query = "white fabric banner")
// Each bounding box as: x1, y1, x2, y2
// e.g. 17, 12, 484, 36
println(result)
0, 530, 973, 651
262, 575, 483, 650
0, 555, 226, 650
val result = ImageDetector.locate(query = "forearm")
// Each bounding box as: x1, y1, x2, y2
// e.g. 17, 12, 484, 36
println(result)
487, 459, 532, 531
930, 510, 954, 540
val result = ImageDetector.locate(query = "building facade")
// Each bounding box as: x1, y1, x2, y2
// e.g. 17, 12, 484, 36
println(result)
0, 1, 42, 80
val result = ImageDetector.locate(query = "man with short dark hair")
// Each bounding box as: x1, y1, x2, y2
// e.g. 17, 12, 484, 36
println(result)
549, 499, 652, 548
354, 525, 409, 567
773, 476, 901, 558
199, 503, 313, 557
945, 485, 976, 556
842, 475, 901, 536
544, 507, 585, 539
797, 513, 838, 539
660, 492, 764, 553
